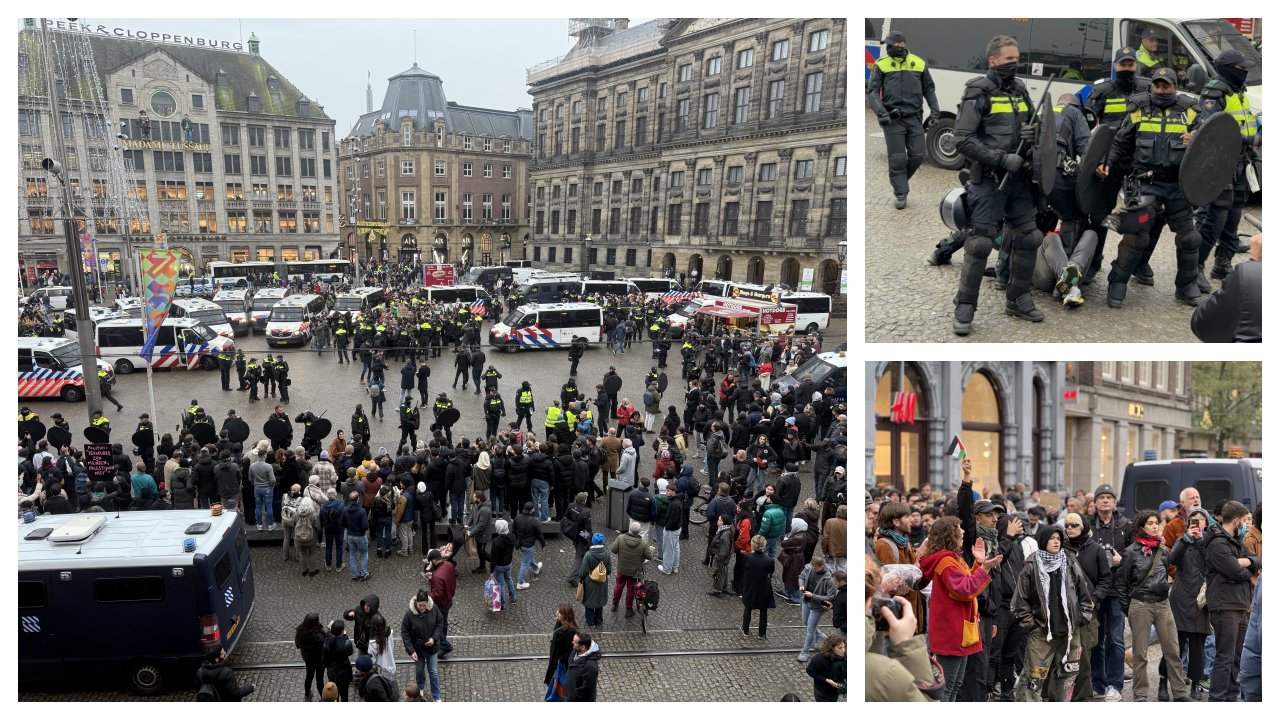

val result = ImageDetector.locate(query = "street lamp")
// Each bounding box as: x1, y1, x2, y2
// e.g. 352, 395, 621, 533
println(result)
835, 240, 847, 295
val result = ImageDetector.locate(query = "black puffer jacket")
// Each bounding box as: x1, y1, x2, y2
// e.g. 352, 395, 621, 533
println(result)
1010, 526, 1094, 632
1203, 523, 1260, 612
1116, 537, 1171, 613
1167, 511, 1212, 633
1064, 526, 1114, 605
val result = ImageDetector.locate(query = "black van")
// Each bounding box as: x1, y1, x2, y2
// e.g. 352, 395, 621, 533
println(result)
1119, 459, 1262, 517
462, 265, 514, 289
18, 510, 255, 695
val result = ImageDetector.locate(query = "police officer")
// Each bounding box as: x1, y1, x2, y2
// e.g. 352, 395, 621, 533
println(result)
1096, 67, 1202, 308
192, 408, 215, 434
470, 346, 486, 395
295, 410, 321, 457
234, 349, 247, 390
1028, 95, 1098, 308
274, 354, 290, 404
867, 29, 940, 209
183, 400, 201, 431
654, 332, 671, 369
90, 409, 111, 437
515, 380, 535, 432
261, 354, 276, 398
217, 343, 234, 391
1136, 29, 1165, 76
334, 322, 350, 364
482, 365, 502, 395
432, 392, 455, 446
245, 357, 261, 403
1194, 47, 1259, 283
951, 34, 1045, 336
351, 404, 370, 439
484, 388, 506, 440
266, 405, 293, 451
452, 346, 471, 390
560, 377, 579, 410
568, 335, 586, 376
99, 368, 124, 411
400, 398, 421, 450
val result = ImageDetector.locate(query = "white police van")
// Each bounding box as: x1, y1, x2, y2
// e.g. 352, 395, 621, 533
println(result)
18, 510, 256, 695
18, 337, 115, 402
265, 293, 324, 347
247, 287, 288, 334
490, 302, 603, 351
62, 306, 128, 332
213, 289, 251, 335
95, 317, 232, 374
169, 298, 234, 338
174, 276, 214, 297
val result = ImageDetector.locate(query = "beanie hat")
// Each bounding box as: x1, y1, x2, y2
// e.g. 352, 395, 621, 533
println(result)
320, 450, 330, 460
308, 475, 319, 485
354, 655, 374, 673
575, 492, 588, 505
591, 532, 605, 545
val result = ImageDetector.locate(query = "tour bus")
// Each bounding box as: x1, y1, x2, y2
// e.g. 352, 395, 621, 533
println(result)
247, 288, 289, 333
490, 302, 604, 351
168, 298, 234, 338
461, 265, 515, 289
95, 317, 232, 374
174, 276, 214, 297
265, 293, 325, 347
22, 286, 75, 311
283, 259, 353, 283
773, 351, 849, 402
213, 289, 250, 335
696, 279, 785, 300
209, 260, 276, 288
511, 272, 584, 304
331, 286, 386, 322
62, 306, 127, 332
18, 337, 115, 403
580, 279, 640, 298
866, 18, 1263, 169
780, 291, 833, 334
18, 510, 255, 695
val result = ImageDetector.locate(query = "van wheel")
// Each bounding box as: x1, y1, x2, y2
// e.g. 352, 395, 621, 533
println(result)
115, 359, 135, 375
926, 117, 966, 170
199, 356, 217, 371
60, 384, 85, 402
805, 323, 819, 335
504, 344, 519, 354
130, 660, 164, 695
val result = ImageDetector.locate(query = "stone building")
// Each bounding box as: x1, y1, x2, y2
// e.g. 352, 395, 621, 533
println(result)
525, 18, 847, 293
337, 65, 534, 266
18, 21, 341, 281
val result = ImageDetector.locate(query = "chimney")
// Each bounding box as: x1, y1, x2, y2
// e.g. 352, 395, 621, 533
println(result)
247, 32, 260, 56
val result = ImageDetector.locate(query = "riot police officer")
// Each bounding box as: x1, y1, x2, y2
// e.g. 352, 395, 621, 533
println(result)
260, 354, 276, 398
274, 354, 290, 404
217, 343, 234, 391
90, 409, 111, 437
515, 380, 535, 432
99, 368, 124, 411
568, 335, 586, 376
867, 29, 940, 209
334, 323, 350, 364
432, 392, 455, 446
1096, 67, 1202, 308
951, 34, 1045, 336
1136, 29, 1165, 76
484, 388, 506, 440
400, 399, 421, 450
560, 377, 579, 410
1029, 95, 1098, 307
245, 357, 261, 403
234, 349, 247, 390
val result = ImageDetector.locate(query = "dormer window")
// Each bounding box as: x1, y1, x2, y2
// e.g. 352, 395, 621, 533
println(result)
247, 92, 260, 113
403, 123, 412, 147
267, 74, 279, 92
436, 125, 444, 148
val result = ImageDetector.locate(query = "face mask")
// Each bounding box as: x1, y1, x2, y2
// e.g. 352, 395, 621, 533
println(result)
1115, 69, 1136, 88
1237, 523, 1249, 539
887, 45, 908, 59
994, 60, 1019, 81
1151, 92, 1177, 109
1218, 64, 1249, 89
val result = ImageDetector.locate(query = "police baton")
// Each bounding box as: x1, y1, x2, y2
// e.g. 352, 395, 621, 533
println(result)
998, 75, 1055, 192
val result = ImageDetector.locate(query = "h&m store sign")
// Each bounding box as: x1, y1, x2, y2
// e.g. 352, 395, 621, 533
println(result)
43, 19, 245, 52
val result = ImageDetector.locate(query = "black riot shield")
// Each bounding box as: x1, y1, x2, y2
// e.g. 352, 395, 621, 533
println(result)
657, 372, 669, 394
435, 407, 461, 429
263, 416, 291, 444
191, 423, 218, 447
1075, 124, 1120, 215
84, 425, 110, 444
48, 426, 72, 451
603, 375, 623, 395
20, 419, 46, 443
131, 427, 155, 455
225, 418, 251, 445
305, 418, 333, 443
1181, 112, 1243, 207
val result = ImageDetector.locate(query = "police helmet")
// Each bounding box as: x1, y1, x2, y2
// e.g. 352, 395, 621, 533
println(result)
939, 187, 971, 232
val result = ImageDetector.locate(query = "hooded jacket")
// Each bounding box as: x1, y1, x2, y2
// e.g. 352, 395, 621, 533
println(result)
1010, 525, 1094, 636
196, 657, 254, 701
1203, 521, 1261, 612
565, 641, 601, 702
1167, 507, 1213, 633
350, 593, 380, 654
918, 548, 991, 657
399, 595, 443, 657
609, 530, 657, 577
1063, 517, 1114, 604
864, 616, 934, 702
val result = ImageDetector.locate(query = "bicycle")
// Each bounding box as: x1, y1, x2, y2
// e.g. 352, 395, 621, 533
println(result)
632, 566, 656, 634
688, 484, 713, 525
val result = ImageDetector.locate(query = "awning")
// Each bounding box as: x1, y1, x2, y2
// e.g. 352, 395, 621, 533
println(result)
697, 306, 756, 319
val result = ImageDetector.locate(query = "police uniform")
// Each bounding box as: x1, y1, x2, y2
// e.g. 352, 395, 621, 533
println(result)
245, 360, 261, 402
560, 380, 579, 410
234, 350, 247, 389
274, 355, 290, 404
951, 60, 1044, 335
1193, 48, 1259, 280
432, 395, 454, 446
99, 369, 124, 411
217, 347, 234, 390
1102, 67, 1202, 307
484, 392, 506, 439
515, 384, 535, 432
334, 325, 350, 364
1136, 31, 1164, 76
260, 355, 276, 397
866, 30, 941, 207
91, 413, 111, 437
400, 401, 421, 449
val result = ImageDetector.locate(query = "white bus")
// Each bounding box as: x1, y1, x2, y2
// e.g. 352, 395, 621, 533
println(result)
866, 18, 1263, 169
209, 261, 275, 288
265, 294, 325, 347
94, 317, 232, 374
284, 259, 353, 283
490, 302, 604, 351
168, 298, 234, 338
247, 288, 288, 333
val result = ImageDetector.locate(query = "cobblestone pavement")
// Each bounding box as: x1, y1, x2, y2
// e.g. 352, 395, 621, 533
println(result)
862, 109, 1261, 343
20, 312, 848, 702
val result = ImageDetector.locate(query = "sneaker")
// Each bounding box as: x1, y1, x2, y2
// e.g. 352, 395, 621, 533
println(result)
784, 598, 802, 606
1107, 281, 1128, 308
796, 653, 810, 663
268, 524, 277, 531
953, 303, 975, 336
533, 561, 543, 575
257, 524, 264, 531
1004, 294, 1044, 322
516, 582, 531, 590
894, 195, 907, 210
1055, 263, 1082, 296
1062, 286, 1084, 307
741, 628, 750, 637
360, 574, 370, 581
1105, 686, 1121, 701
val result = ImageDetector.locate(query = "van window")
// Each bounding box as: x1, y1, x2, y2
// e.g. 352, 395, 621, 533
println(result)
18, 580, 46, 609
93, 576, 165, 603
100, 326, 146, 348
538, 311, 565, 329
235, 529, 248, 560
18, 349, 34, 372
788, 296, 832, 314
565, 308, 602, 326
891, 18, 1027, 73
34, 352, 60, 370
213, 553, 234, 587
1193, 478, 1234, 514
1026, 18, 1113, 82
154, 325, 177, 346
1134, 479, 1171, 516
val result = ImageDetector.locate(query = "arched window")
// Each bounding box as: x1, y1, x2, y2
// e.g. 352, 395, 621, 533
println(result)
961, 371, 1003, 496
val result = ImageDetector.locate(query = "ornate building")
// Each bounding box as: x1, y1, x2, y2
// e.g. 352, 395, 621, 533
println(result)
338, 65, 533, 266
525, 19, 847, 292
18, 21, 341, 281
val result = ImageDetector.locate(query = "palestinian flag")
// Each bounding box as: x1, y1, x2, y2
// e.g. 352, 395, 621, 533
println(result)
947, 436, 966, 461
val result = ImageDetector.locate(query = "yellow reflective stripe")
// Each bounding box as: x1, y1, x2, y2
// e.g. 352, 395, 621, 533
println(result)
1137, 122, 1187, 133
1105, 98, 1128, 110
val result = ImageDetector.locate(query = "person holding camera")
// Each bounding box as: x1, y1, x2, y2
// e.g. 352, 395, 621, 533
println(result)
864, 556, 938, 701
1010, 524, 1093, 701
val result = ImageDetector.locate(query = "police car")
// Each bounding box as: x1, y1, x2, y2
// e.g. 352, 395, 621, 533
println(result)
18, 337, 115, 402
173, 276, 214, 297
490, 302, 603, 351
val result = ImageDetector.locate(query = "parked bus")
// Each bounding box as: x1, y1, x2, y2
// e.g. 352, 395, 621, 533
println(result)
780, 291, 833, 334
209, 261, 275, 288
490, 302, 604, 351
283, 259, 353, 283
580, 279, 640, 298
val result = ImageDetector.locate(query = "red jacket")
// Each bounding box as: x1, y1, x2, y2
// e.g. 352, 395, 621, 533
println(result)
429, 560, 457, 607
616, 405, 633, 427
735, 517, 753, 553
918, 549, 991, 657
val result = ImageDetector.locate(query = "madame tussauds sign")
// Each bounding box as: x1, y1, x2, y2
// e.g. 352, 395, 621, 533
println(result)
44, 19, 246, 52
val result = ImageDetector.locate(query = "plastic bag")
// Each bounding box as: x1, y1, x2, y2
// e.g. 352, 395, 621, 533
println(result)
879, 563, 923, 596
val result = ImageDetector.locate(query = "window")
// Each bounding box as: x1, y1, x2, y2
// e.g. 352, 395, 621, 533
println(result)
1027, 18, 1114, 83
250, 156, 268, 175
548, 247, 557, 263
703, 93, 720, 128
222, 124, 240, 146
727, 165, 743, 185
192, 153, 214, 173
570, 126, 581, 154
617, 92, 628, 109
667, 203, 682, 234
630, 206, 642, 233
555, 130, 564, 155
625, 248, 637, 266
771, 39, 789, 61
463, 163, 473, 177
62, 113, 74, 139
550, 209, 559, 233
299, 158, 315, 177
698, 168, 713, 186
572, 100, 582, 117
632, 178, 643, 194
827, 198, 847, 236
676, 99, 691, 132
435, 160, 446, 176
615, 120, 626, 149
609, 208, 621, 234
298, 129, 314, 150
678, 64, 692, 82
635, 116, 647, 144
484, 138, 493, 152
376, 160, 385, 177
733, 87, 752, 124
502, 194, 512, 221
789, 199, 810, 235
483, 164, 493, 178
121, 88, 134, 104
564, 247, 573, 264
737, 48, 754, 68
533, 246, 542, 261
19, 581, 47, 609
323, 159, 331, 178
595, 124, 605, 152
759, 163, 777, 181
19, 113, 40, 136
754, 200, 773, 237
273, 127, 290, 148
376, 190, 386, 219
612, 180, 623, 195
276, 156, 292, 176
670, 171, 685, 188
567, 209, 577, 234
638, 86, 649, 103
503, 139, 512, 153
401, 159, 415, 176
809, 29, 829, 52
597, 97, 607, 112
804, 72, 824, 113
659, 83, 668, 99
436, 191, 447, 221
591, 209, 601, 234
436, 127, 445, 148
834, 156, 847, 177
722, 201, 740, 234
568, 183, 578, 198
540, 108, 548, 121
401, 190, 416, 220
247, 125, 266, 147
152, 151, 185, 172
224, 154, 242, 174
694, 203, 710, 235
706, 56, 721, 76
88, 148, 109, 172
227, 211, 247, 232
552, 185, 561, 199
593, 182, 603, 197
463, 136, 473, 150
768, 80, 785, 118
502, 164, 512, 179
253, 211, 272, 233
537, 186, 545, 201
94, 576, 164, 603
795, 159, 814, 179
462, 193, 473, 222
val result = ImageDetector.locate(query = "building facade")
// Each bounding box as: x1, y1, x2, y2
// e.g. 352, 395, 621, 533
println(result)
525, 19, 847, 293
18, 22, 341, 281
338, 65, 533, 266
866, 361, 1067, 496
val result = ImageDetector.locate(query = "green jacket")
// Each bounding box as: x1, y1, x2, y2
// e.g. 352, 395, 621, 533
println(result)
609, 531, 656, 578
759, 504, 785, 539
863, 616, 933, 701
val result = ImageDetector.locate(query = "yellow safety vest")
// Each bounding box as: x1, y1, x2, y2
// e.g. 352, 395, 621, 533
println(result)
519, 390, 533, 405
1136, 46, 1161, 69
1222, 90, 1259, 138
91, 417, 110, 427
545, 407, 563, 426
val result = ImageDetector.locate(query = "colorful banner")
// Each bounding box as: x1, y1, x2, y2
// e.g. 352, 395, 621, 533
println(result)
422, 263, 455, 287
80, 233, 97, 274
140, 249, 181, 362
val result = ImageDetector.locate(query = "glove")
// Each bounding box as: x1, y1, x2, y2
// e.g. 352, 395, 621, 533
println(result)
1019, 124, 1037, 143
1000, 153, 1024, 174
888, 108, 904, 120
924, 113, 936, 126
877, 115, 892, 127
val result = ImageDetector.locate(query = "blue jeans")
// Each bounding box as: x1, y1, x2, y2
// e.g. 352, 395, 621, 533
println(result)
413, 651, 441, 700
347, 534, 369, 578
450, 492, 466, 523
399, 388, 413, 405
254, 487, 272, 527
1203, 631, 1216, 677
765, 536, 780, 559
493, 564, 517, 606
662, 528, 681, 572
324, 528, 345, 567
936, 653, 968, 702
747, 466, 767, 495
376, 516, 392, 552
655, 523, 665, 557
491, 486, 506, 516
532, 479, 550, 520
800, 602, 828, 655
706, 457, 721, 482
584, 606, 603, 627
1091, 596, 1126, 693
518, 545, 536, 584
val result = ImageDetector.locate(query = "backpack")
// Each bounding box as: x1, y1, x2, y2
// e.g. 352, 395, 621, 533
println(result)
294, 507, 316, 543
707, 434, 727, 460
195, 681, 221, 702
281, 502, 298, 526
643, 579, 660, 611
560, 505, 580, 538
642, 391, 654, 406
322, 504, 342, 532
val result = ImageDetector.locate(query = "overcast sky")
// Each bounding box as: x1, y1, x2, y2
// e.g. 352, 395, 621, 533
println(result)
28, 17, 657, 137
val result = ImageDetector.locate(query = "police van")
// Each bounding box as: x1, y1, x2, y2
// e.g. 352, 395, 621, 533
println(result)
169, 298, 234, 338
174, 276, 214, 297
18, 337, 115, 403
331, 286, 386, 322
490, 302, 604, 351
866, 18, 1263, 169
511, 272, 584, 303
113, 296, 145, 319
21, 286, 75, 311
265, 293, 324, 347
667, 297, 715, 329
95, 317, 232, 374
1119, 458, 1262, 519
773, 350, 848, 402
213, 289, 250, 335
580, 279, 640, 298
62, 306, 128, 332
461, 265, 515, 289
18, 510, 256, 695
247, 287, 288, 333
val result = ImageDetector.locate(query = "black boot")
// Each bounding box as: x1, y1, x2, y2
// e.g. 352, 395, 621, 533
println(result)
1158, 677, 1170, 702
